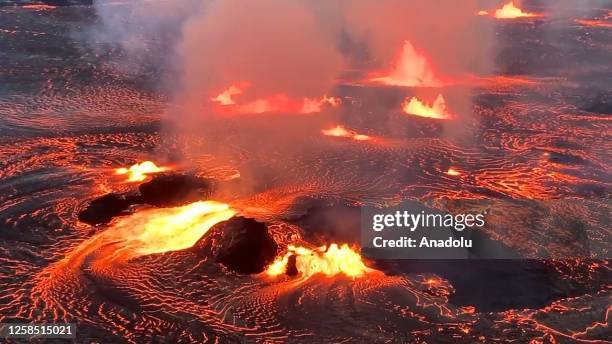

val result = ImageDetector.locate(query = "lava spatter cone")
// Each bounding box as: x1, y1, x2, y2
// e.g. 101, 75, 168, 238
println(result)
77, 193, 139, 225
205, 216, 278, 274
78, 173, 216, 225
138, 174, 215, 207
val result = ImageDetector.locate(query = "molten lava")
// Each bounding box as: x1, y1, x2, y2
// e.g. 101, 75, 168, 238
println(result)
575, 19, 612, 28
266, 243, 369, 279
115, 161, 169, 182
321, 125, 371, 141
493, 1, 537, 19
22, 4, 56, 10
445, 168, 461, 176
113, 201, 235, 257
402, 94, 454, 120
370, 41, 442, 87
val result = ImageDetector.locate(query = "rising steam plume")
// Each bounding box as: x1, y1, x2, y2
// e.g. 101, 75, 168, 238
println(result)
91, 0, 495, 176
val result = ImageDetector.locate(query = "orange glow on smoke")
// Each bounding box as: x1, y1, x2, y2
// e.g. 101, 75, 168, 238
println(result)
115, 161, 169, 182
211, 84, 245, 105
493, 1, 537, 19
266, 243, 369, 279
211, 83, 340, 114
477, 10, 489, 16
402, 94, 454, 120
112, 201, 235, 256
370, 41, 442, 87
322, 125, 372, 141
236, 94, 340, 114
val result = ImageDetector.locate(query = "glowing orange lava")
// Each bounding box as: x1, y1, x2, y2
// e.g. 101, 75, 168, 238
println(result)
575, 19, 612, 28
445, 168, 461, 176
402, 94, 454, 120
370, 41, 442, 87
493, 1, 537, 19
266, 243, 369, 279
110, 201, 235, 257
321, 125, 371, 141
115, 161, 169, 182
22, 4, 56, 10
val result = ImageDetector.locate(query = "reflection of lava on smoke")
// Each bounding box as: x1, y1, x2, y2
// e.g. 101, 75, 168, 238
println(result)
0, 1, 610, 343
211, 83, 341, 114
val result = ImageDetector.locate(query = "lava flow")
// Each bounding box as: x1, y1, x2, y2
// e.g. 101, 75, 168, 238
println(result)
370, 41, 443, 87
115, 161, 169, 182
321, 125, 371, 141
402, 94, 454, 119
575, 15, 612, 29
63, 200, 236, 266
266, 243, 370, 279
110, 201, 235, 257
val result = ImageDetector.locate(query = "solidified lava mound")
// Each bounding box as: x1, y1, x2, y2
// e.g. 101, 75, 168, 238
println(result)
77, 193, 134, 225
78, 174, 214, 225
213, 217, 278, 274
138, 174, 213, 207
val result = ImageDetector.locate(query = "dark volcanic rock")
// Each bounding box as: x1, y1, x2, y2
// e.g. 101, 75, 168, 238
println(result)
78, 193, 133, 225
285, 254, 298, 276
214, 217, 278, 274
138, 174, 213, 207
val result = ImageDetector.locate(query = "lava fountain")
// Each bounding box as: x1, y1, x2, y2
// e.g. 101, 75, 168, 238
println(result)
493, 1, 537, 19
370, 41, 443, 87
115, 161, 170, 182
266, 243, 370, 279
402, 94, 454, 120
